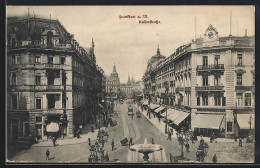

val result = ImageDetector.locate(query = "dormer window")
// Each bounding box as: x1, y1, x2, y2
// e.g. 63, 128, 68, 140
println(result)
47, 31, 54, 47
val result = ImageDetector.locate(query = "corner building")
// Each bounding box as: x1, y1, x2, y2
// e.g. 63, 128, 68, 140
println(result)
143, 25, 255, 138
7, 15, 104, 142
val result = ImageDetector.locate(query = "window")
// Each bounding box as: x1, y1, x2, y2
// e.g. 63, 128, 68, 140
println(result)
202, 94, 208, 106
222, 97, 226, 106
236, 93, 243, 106
36, 116, 42, 122
48, 56, 53, 64
35, 55, 41, 63
12, 54, 16, 64
214, 95, 221, 106
47, 31, 54, 47
203, 76, 208, 86
61, 56, 66, 65
227, 122, 232, 132
214, 76, 219, 86
35, 76, 41, 86
23, 122, 30, 136
237, 74, 242, 85
36, 99, 42, 109
203, 56, 208, 66
214, 55, 220, 65
12, 94, 17, 110
11, 73, 17, 85
237, 54, 242, 65
245, 93, 251, 106
197, 97, 200, 106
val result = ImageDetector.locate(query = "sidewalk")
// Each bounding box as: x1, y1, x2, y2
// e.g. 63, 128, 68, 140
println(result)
133, 104, 235, 143
32, 128, 102, 147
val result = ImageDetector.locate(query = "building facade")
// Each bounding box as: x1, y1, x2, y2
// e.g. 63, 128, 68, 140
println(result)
7, 15, 104, 143
143, 25, 255, 138
105, 64, 120, 96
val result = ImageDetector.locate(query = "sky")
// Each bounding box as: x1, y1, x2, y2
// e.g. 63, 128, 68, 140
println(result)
6, 6, 255, 83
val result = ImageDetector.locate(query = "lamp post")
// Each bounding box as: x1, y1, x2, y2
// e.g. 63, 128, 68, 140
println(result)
97, 129, 109, 147
176, 127, 185, 158
165, 84, 169, 134
248, 115, 252, 136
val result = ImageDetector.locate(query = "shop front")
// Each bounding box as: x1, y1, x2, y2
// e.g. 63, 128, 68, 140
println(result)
236, 114, 254, 138
192, 114, 225, 137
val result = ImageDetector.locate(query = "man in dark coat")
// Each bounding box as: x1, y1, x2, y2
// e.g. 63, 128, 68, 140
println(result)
52, 137, 56, 147
212, 154, 217, 163
185, 143, 190, 152
169, 153, 173, 162
129, 137, 133, 146
151, 138, 155, 144
46, 149, 50, 160
239, 138, 243, 147
111, 139, 115, 151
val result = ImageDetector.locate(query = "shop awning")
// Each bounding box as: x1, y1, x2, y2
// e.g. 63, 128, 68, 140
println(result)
46, 122, 59, 132
167, 109, 183, 122
150, 103, 160, 110
174, 112, 190, 126
161, 108, 175, 117
142, 100, 149, 105
193, 114, 224, 129
237, 114, 255, 129
154, 106, 165, 113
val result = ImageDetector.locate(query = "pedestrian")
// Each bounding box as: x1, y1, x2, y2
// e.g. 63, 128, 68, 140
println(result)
46, 149, 50, 160
95, 122, 98, 129
158, 117, 160, 123
91, 126, 94, 132
111, 139, 114, 151
192, 135, 195, 144
151, 138, 155, 144
185, 143, 190, 152
167, 131, 172, 140
239, 138, 243, 147
52, 136, 56, 147
105, 152, 109, 162
169, 153, 173, 163
129, 137, 133, 146
212, 154, 217, 163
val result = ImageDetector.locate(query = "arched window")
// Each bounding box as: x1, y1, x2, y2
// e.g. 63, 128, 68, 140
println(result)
47, 31, 54, 47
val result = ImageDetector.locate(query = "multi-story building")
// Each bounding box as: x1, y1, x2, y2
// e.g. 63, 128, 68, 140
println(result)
7, 15, 104, 143
106, 64, 120, 96
143, 24, 255, 138
120, 75, 136, 96
143, 47, 166, 103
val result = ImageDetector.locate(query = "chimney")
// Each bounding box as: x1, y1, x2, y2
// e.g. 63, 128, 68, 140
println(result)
245, 29, 247, 37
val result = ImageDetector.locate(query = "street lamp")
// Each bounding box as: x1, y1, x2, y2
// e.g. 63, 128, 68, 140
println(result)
176, 127, 186, 159
97, 129, 109, 147
165, 84, 169, 134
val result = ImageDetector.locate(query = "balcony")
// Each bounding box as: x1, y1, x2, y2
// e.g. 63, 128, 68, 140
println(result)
197, 64, 224, 71
195, 86, 224, 91
44, 64, 61, 69
235, 86, 254, 91
175, 87, 185, 92
47, 85, 64, 91
43, 109, 64, 115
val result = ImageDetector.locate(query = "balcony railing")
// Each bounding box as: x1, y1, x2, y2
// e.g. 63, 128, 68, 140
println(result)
235, 86, 254, 91
44, 64, 61, 69
175, 87, 185, 92
195, 86, 224, 91
47, 85, 64, 90
197, 64, 224, 71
